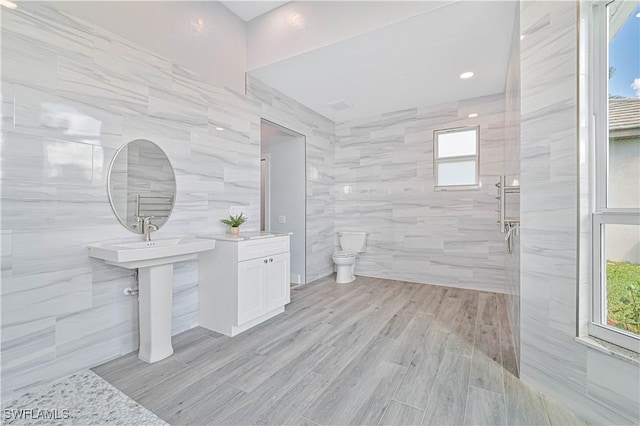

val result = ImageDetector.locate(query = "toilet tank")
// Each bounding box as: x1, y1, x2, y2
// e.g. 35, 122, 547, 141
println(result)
338, 232, 368, 253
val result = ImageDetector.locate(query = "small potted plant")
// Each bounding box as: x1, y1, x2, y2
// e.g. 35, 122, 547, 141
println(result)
221, 213, 247, 235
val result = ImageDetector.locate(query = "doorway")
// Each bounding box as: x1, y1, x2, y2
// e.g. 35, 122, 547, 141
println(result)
260, 119, 306, 285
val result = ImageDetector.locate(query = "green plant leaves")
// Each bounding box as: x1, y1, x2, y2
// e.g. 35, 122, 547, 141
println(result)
220, 212, 247, 227
606, 261, 640, 335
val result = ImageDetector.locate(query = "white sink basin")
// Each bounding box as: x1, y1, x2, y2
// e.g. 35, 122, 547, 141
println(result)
89, 236, 215, 269
88, 236, 216, 364
116, 238, 187, 249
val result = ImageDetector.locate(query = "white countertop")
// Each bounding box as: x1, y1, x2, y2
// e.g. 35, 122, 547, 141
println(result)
197, 232, 292, 242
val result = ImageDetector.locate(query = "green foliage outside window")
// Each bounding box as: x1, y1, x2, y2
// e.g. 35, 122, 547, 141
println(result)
607, 261, 640, 335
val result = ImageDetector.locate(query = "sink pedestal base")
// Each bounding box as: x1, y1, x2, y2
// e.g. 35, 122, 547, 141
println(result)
88, 237, 216, 364
138, 264, 174, 363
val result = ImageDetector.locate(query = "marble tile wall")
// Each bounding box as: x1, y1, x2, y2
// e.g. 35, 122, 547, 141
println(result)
0, 3, 335, 399
519, 2, 639, 424
503, 6, 521, 372
334, 94, 508, 294
246, 78, 336, 282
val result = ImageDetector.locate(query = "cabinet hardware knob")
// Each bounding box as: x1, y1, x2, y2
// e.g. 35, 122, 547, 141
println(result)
264, 259, 268, 263
269, 258, 273, 262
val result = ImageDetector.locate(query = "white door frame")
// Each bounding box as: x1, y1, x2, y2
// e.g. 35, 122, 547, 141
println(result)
260, 153, 271, 232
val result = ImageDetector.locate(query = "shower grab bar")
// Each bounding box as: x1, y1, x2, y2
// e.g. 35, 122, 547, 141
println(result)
496, 176, 520, 233
494, 181, 520, 192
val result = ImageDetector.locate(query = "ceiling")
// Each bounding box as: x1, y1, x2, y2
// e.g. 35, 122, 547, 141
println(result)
220, 1, 289, 22
249, 1, 516, 122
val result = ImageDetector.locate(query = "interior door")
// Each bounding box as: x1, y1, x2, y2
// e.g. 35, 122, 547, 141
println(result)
260, 154, 270, 232
260, 119, 306, 284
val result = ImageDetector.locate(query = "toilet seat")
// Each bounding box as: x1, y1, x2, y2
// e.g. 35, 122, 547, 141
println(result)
333, 251, 357, 258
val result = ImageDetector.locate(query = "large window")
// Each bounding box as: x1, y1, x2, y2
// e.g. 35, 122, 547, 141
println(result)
590, 0, 640, 352
433, 126, 479, 189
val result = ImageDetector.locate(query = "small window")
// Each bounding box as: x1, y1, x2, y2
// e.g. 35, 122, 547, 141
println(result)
434, 126, 479, 189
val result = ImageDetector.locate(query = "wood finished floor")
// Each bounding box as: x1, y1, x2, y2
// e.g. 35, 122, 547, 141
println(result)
93, 276, 586, 426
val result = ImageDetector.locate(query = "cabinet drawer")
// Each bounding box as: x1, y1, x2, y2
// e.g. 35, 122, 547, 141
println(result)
238, 237, 289, 262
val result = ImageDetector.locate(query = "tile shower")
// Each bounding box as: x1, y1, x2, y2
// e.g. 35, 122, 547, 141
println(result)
334, 94, 509, 294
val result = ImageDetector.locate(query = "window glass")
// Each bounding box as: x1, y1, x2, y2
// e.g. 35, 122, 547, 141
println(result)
437, 129, 478, 158
434, 126, 479, 189
437, 161, 476, 187
606, 2, 640, 208
602, 224, 640, 337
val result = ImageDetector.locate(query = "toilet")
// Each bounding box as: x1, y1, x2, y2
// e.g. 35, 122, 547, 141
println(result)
332, 232, 368, 284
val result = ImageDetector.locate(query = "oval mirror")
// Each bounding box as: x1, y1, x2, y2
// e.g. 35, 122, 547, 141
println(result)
107, 139, 176, 234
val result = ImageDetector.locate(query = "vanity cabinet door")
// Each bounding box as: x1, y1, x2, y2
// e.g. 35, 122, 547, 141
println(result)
265, 252, 290, 311
237, 257, 266, 325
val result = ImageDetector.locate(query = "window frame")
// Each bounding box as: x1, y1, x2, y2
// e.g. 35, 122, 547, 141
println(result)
588, 0, 640, 353
591, 213, 640, 351
433, 125, 480, 190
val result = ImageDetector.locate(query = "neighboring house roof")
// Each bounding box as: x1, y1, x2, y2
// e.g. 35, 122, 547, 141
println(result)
609, 98, 639, 139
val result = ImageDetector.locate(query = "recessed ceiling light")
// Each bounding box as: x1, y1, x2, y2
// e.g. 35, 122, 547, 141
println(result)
289, 11, 305, 30
468, 113, 478, 118
460, 71, 474, 79
0, 0, 18, 9
190, 17, 206, 33
520, 34, 525, 40
215, 127, 225, 131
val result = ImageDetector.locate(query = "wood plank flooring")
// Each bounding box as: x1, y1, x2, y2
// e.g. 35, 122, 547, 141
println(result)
93, 276, 586, 425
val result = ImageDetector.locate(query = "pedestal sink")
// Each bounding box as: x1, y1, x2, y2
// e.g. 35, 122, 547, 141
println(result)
88, 237, 215, 363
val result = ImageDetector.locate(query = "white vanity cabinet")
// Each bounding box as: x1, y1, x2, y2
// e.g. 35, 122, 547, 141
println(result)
198, 234, 290, 336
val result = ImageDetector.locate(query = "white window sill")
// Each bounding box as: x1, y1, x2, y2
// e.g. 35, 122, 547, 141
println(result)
434, 185, 480, 191
575, 336, 640, 366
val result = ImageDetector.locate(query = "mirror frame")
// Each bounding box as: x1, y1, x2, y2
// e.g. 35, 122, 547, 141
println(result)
106, 139, 177, 234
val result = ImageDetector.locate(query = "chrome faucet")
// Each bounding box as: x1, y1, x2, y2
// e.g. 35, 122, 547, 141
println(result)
143, 217, 158, 241
134, 215, 145, 232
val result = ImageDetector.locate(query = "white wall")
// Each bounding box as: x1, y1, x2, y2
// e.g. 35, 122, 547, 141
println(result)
51, 1, 247, 93
519, 2, 639, 424
247, 1, 449, 70
261, 123, 306, 284
247, 78, 336, 284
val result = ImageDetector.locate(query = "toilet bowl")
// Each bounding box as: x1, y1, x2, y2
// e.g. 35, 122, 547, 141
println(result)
332, 232, 367, 284
332, 251, 358, 283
